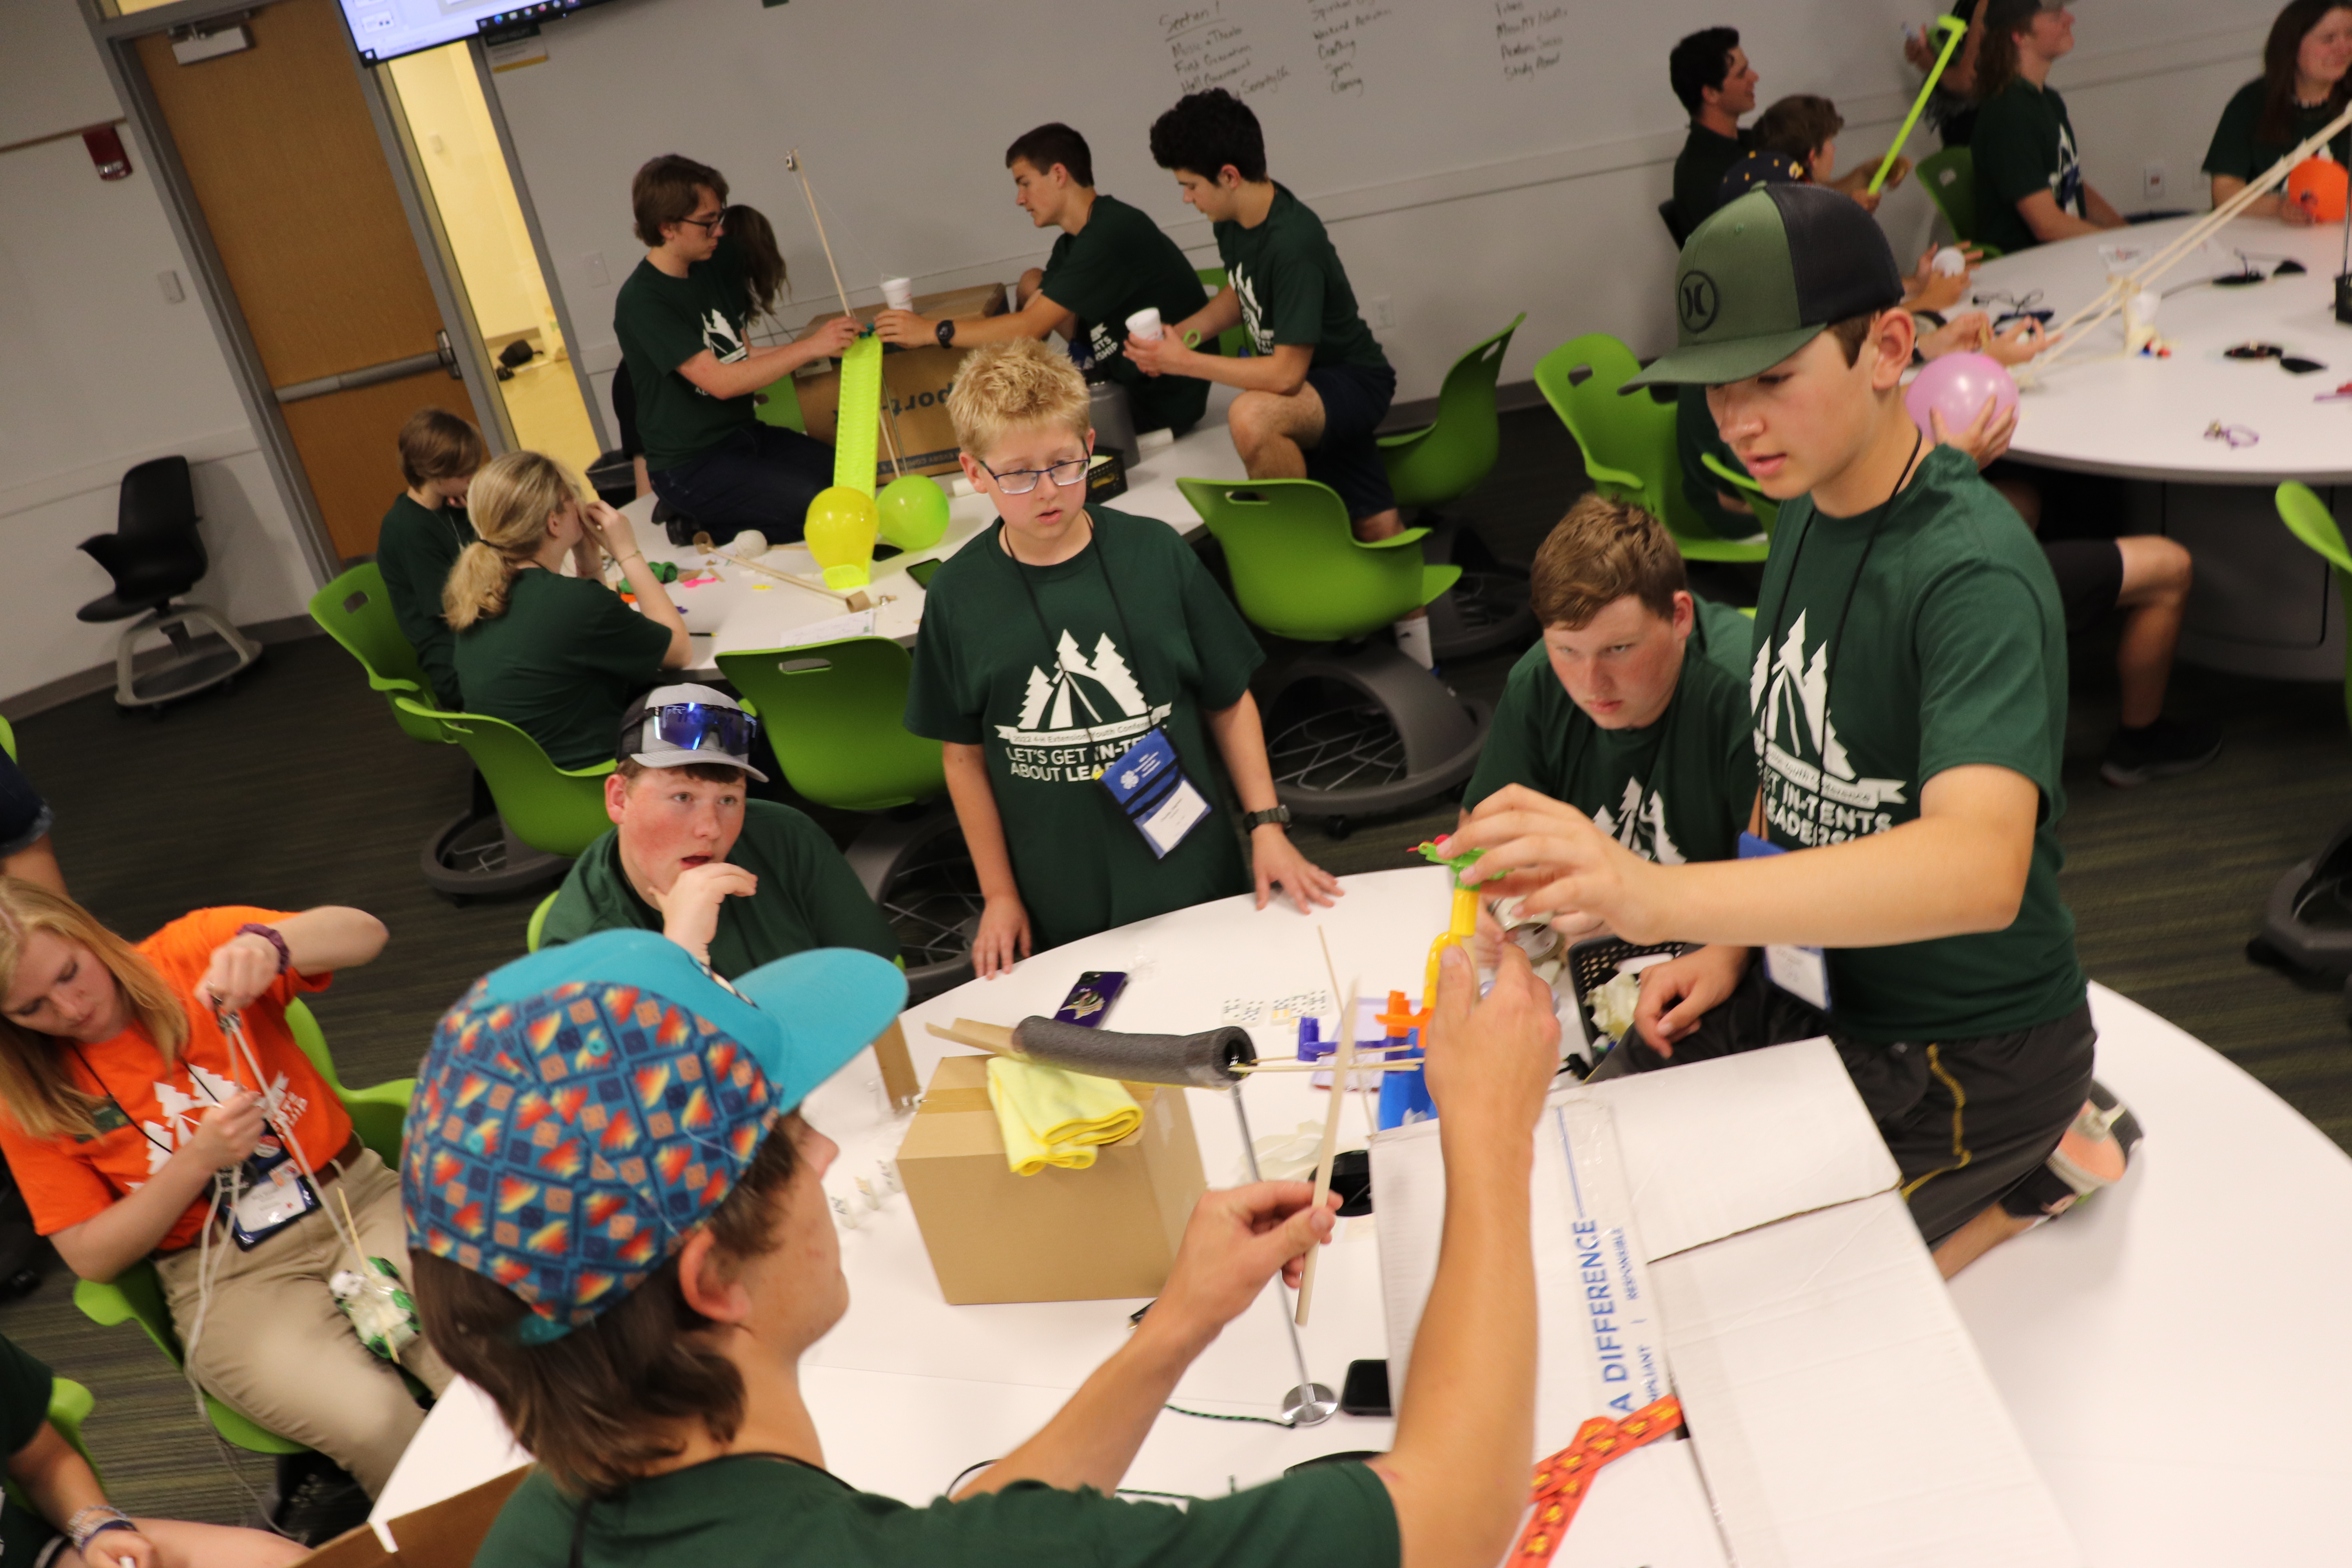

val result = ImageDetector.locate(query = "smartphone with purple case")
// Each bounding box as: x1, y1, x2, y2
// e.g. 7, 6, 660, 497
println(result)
1053, 971, 1127, 1027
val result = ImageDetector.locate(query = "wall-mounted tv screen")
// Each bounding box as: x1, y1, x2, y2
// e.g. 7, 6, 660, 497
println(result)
338, 0, 617, 65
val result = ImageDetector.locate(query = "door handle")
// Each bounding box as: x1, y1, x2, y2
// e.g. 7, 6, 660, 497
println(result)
274, 335, 461, 404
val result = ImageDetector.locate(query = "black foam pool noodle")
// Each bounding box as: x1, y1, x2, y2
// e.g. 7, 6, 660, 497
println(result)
1009, 1017, 1259, 1088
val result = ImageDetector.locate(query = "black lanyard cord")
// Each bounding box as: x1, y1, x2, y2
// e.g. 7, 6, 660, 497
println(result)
1764, 429, 1924, 834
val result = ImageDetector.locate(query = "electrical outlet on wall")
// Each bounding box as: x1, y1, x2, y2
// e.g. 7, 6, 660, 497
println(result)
2143, 161, 2168, 201
583, 252, 610, 287
1368, 294, 1394, 329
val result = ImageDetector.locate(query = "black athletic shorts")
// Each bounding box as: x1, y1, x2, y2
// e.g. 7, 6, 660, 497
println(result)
1302, 362, 1398, 522
2041, 539, 2124, 634
1595, 965, 2096, 1250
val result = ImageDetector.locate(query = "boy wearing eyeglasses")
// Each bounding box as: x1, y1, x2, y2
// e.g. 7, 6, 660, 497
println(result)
906, 340, 1340, 977
540, 686, 900, 978
612, 155, 860, 546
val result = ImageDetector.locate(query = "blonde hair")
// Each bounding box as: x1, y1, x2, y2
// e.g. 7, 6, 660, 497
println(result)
443, 450, 583, 632
1529, 495, 1688, 630
946, 338, 1092, 459
0, 880, 187, 1140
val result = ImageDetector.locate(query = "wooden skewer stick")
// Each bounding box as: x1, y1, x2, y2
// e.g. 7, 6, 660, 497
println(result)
924, 1018, 1020, 1057
1233, 1060, 1420, 1074
1294, 978, 1357, 1327
2027, 98, 2352, 382
784, 148, 904, 480
1318, 927, 1379, 1139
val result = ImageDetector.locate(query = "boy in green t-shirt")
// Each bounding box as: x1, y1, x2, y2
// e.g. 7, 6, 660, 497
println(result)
1127, 90, 1427, 662
376, 407, 485, 711
1449, 185, 2139, 1281
1668, 27, 1760, 234
540, 685, 900, 978
874, 123, 1213, 436
408, 924, 1563, 1568
1969, 0, 2125, 252
904, 339, 1338, 975
612, 155, 859, 545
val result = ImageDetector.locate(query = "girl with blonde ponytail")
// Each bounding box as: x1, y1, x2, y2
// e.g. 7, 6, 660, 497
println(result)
447, 450, 693, 769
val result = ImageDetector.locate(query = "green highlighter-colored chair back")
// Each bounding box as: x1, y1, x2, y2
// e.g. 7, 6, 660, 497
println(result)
755, 371, 809, 434
1176, 478, 1460, 642
717, 640, 945, 811
2277, 482, 2352, 730
0, 715, 15, 762
1532, 334, 1768, 564
1701, 449, 1781, 534
527, 889, 559, 953
285, 996, 413, 1169
309, 565, 450, 745
1917, 147, 2002, 256
1377, 313, 1526, 512
396, 697, 615, 857
1195, 268, 1250, 358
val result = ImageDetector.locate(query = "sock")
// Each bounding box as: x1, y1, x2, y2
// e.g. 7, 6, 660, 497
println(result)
1393, 615, 1434, 669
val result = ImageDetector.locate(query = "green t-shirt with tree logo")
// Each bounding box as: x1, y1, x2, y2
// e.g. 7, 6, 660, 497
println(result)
474, 1453, 1398, 1568
375, 493, 475, 711
543, 800, 900, 977
451, 568, 674, 771
1042, 193, 1214, 435
1213, 185, 1388, 370
614, 233, 760, 472
1751, 444, 2083, 1043
1971, 78, 2085, 255
1466, 640, 1755, 867
2202, 77, 2352, 184
904, 508, 1261, 952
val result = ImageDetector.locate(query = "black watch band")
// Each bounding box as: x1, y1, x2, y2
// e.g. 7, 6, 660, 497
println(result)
936, 318, 956, 348
1244, 806, 1292, 831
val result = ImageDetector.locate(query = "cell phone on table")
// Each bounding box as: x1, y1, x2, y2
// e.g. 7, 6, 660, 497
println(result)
1054, 971, 1127, 1027
1339, 1359, 1391, 1417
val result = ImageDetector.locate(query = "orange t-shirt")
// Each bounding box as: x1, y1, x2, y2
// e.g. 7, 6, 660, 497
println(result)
0, 907, 350, 1252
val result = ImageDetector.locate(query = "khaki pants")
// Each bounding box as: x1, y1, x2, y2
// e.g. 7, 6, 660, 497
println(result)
152, 1149, 452, 1496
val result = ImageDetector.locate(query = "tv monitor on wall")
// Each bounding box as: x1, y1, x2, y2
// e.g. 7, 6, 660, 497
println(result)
338, 0, 618, 65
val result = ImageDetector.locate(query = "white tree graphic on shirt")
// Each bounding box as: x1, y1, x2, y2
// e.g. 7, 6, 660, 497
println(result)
995, 627, 1173, 784
1592, 777, 1688, 866
1751, 609, 1913, 848
138, 1063, 309, 1177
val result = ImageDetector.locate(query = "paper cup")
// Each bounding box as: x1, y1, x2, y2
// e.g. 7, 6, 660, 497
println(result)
880, 277, 914, 312
1125, 307, 1164, 341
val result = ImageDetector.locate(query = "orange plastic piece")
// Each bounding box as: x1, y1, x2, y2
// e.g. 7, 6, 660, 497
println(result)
1376, 990, 1423, 1038
1510, 1397, 1685, 1566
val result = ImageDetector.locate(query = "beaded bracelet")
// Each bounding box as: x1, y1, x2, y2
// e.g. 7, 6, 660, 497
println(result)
66, 1503, 134, 1553
235, 922, 291, 975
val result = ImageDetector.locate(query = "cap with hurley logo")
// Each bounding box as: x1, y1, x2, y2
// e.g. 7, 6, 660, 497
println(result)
1628, 184, 1906, 389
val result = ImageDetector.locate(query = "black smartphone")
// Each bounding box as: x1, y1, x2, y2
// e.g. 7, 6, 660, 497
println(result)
1339, 1358, 1391, 1417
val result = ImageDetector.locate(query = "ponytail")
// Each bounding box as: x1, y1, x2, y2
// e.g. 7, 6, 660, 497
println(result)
442, 450, 584, 631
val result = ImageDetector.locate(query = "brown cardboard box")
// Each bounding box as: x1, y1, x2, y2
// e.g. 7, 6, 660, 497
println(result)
794, 283, 1006, 480
293, 1466, 528, 1567
897, 1054, 1205, 1305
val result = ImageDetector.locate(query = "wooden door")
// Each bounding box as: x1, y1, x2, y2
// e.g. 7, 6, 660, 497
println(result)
136, 0, 476, 560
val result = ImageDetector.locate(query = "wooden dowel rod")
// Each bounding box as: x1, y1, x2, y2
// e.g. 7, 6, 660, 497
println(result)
1294, 979, 1357, 1327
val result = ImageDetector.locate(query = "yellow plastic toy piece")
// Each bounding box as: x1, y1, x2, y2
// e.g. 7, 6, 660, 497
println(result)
832, 332, 884, 497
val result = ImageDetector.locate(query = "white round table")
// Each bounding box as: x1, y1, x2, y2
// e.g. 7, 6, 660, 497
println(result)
613, 385, 1246, 676
370, 868, 2352, 1564
1975, 213, 2352, 679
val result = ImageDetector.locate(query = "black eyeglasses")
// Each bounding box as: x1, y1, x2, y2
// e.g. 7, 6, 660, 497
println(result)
981, 456, 1091, 495
677, 212, 725, 233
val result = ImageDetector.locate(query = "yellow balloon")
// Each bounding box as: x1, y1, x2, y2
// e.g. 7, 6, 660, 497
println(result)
877, 474, 951, 552
804, 486, 878, 589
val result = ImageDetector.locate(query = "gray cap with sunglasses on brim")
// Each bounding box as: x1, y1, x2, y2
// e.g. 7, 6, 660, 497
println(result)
617, 683, 769, 782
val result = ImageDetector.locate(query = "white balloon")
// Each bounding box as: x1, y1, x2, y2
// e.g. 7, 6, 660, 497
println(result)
731, 529, 768, 557
1931, 245, 1969, 277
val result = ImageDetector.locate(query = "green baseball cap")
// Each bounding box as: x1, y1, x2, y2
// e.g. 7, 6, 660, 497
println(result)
1628, 184, 1906, 388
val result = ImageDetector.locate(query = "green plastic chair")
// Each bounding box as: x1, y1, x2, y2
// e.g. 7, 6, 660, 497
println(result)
1194, 267, 1250, 358
1377, 314, 1526, 514
716, 641, 946, 810
394, 698, 615, 858
0, 714, 15, 762
1917, 147, 2003, 258
2278, 483, 2352, 726
308, 565, 450, 745
755, 371, 809, 435
74, 998, 413, 1459
1532, 334, 1768, 564
526, 888, 559, 953
1175, 479, 1459, 641
1701, 450, 1781, 534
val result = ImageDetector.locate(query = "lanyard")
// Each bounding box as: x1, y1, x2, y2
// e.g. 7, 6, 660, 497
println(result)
1763, 429, 1924, 833
68, 1043, 175, 1160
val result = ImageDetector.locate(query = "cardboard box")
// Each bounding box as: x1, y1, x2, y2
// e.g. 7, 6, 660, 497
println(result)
794, 283, 1007, 481
294, 1466, 527, 1568
1373, 1041, 2081, 1568
897, 1053, 1204, 1305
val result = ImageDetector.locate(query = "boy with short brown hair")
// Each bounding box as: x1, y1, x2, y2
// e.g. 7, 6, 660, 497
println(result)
904, 339, 1338, 975
379, 407, 487, 711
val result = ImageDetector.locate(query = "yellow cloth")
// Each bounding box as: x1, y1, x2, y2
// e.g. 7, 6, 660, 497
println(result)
985, 1057, 1143, 1176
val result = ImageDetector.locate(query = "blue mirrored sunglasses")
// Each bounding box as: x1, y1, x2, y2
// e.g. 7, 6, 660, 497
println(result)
642, 702, 759, 757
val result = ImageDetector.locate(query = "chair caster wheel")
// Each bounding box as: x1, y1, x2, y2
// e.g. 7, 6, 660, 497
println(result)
1325, 817, 1351, 840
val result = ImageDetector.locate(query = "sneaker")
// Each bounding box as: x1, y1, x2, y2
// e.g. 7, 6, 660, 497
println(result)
2004, 1080, 2145, 1221
2100, 716, 2221, 786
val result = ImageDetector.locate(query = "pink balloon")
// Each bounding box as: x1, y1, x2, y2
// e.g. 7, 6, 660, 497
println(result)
1905, 352, 2018, 443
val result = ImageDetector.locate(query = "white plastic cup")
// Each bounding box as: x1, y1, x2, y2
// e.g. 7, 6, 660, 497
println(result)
1125, 306, 1164, 341
2123, 290, 2160, 354
880, 276, 914, 312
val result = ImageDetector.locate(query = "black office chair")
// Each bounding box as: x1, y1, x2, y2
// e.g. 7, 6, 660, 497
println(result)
76, 456, 260, 710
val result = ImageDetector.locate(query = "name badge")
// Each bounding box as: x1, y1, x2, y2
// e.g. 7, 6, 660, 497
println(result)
229, 1131, 318, 1250
1098, 727, 1210, 859
1738, 831, 1833, 1012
